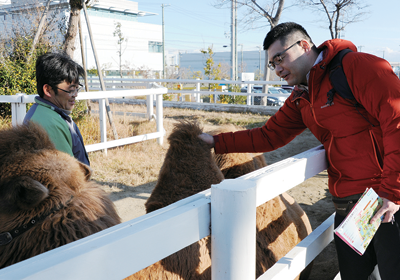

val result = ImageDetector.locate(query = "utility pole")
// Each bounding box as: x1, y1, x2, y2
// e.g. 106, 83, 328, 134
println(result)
358, 45, 364, 52
82, 0, 118, 141
238, 44, 243, 75
162, 4, 170, 79
231, 0, 237, 81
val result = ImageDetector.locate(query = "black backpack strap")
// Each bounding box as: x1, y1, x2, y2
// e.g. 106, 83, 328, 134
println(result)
326, 48, 354, 106
326, 49, 374, 126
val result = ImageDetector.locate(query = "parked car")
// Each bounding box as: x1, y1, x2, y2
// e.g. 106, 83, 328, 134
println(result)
241, 85, 288, 94
254, 94, 288, 106
281, 85, 294, 93
240, 85, 289, 106
266, 95, 287, 106
240, 85, 263, 93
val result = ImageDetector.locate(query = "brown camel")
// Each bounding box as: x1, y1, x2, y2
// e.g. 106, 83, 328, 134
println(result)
127, 121, 312, 280
0, 123, 121, 268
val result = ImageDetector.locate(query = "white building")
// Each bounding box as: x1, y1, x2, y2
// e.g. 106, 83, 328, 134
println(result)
0, 0, 162, 77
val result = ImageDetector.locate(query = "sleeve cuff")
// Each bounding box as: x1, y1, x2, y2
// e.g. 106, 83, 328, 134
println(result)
378, 190, 400, 205
213, 135, 219, 153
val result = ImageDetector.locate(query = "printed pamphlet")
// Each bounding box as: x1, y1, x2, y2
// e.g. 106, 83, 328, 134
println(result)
334, 188, 383, 255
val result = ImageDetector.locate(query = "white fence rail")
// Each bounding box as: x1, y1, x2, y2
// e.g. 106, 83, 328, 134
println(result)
0, 145, 337, 280
87, 77, 290, 106
0, 87, 167, 151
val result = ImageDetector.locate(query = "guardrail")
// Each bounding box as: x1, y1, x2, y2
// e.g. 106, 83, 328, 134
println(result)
0, 145, 339, 279
0, 86, 167, 151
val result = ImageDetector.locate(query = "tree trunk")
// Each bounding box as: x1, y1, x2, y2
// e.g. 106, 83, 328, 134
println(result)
27, 0, 52, 63
63, 6, 80, 57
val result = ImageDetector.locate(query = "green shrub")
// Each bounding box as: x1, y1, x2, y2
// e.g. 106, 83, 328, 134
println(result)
0, 36, 52, 117
163, 94, 173, 101
219, 85, 247, 105
0, 35, 88, 121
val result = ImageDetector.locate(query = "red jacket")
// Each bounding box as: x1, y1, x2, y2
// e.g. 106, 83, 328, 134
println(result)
214, 39, 400, 204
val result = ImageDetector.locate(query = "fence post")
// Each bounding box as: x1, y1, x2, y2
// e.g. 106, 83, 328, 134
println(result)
247, 83, 252, 105
11, 93, 27, 126
196, 78, 201, 102
99, 99, 107, 155
146, 83, 154, 121
156, 93, 164, 145
211, 178, 257, 280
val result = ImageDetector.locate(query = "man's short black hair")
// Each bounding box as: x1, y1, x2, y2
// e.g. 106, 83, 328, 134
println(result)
36, 52, 85, 98
263, 22, 314, 50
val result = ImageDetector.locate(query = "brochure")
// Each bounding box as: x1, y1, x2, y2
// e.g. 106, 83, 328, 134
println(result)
334, 188, 383, 255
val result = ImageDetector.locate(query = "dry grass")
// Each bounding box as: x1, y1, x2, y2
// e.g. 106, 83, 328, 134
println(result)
0, 117, 12, 129
78, 103, 271, 189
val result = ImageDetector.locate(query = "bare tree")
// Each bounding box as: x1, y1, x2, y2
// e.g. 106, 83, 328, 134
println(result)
213, 0, 285, 31
213, 0, 285, 89
113, 21, 128, 79
299, 0, 369, 39
63, 0, 92, 57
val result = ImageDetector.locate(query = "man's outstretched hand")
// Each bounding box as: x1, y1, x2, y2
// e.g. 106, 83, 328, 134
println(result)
198, 133, 215, 149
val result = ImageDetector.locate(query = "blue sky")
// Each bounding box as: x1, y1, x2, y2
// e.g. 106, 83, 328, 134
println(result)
138, 0, 400, 63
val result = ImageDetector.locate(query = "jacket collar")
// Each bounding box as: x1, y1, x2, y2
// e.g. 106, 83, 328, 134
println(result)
315, 39, 357, 68
35, 96, 72, 122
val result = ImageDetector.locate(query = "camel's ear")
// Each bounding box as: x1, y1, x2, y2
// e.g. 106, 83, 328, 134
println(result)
79, 162, 92, 181
0, 176, 49, 212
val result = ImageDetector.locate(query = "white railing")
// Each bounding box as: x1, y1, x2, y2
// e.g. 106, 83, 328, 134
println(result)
86, 77, 290, 106
0, 86, 167, 151
0, 145, 338, 280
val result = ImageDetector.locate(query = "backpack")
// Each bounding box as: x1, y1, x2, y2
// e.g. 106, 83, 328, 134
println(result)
326, 49, 375, 126
326, 48, 358, 106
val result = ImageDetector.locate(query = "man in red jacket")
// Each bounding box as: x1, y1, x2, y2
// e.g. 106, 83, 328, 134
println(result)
199, 22, 400, 279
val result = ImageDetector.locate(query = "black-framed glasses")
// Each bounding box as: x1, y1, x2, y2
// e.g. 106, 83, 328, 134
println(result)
53, 84, 84, 96
268, 40, 301, 70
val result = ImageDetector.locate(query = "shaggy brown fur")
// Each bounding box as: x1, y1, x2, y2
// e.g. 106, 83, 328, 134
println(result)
208, 124, 268, 179
0, 123, 121, 268
127, 121, 312, 280
145, 120, 224, 213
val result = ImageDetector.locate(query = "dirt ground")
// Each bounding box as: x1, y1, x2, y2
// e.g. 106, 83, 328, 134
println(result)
98, 126, 338, 279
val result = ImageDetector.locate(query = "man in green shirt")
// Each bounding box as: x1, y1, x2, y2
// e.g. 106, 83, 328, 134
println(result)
24, 52, 89, 166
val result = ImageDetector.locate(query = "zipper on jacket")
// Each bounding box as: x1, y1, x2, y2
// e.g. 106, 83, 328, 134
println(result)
308, 95, 342, 197
327, 135, 341, 197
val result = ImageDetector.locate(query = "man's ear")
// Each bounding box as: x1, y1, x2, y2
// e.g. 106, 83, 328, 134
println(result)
299, 40, 312, 52
43, 84, 53, 98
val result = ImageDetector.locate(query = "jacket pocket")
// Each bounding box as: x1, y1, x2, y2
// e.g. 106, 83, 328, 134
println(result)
370, 129, 383, 171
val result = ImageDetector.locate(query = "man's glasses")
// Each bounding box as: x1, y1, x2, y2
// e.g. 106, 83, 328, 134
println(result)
268, 40, 301, 70
53, 84, 84, 96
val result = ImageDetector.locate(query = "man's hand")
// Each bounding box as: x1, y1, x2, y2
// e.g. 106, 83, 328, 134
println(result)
370, 197, 400, 224
198, 133, 215, 148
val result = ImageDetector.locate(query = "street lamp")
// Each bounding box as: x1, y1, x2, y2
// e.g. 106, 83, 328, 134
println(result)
257, 46, 262, 79
162, 4, 170, 79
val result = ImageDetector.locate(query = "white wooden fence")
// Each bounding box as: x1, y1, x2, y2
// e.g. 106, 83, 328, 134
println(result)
86, 77, 290, 106
0, 145, 339, 280
0, 86, 167, 151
